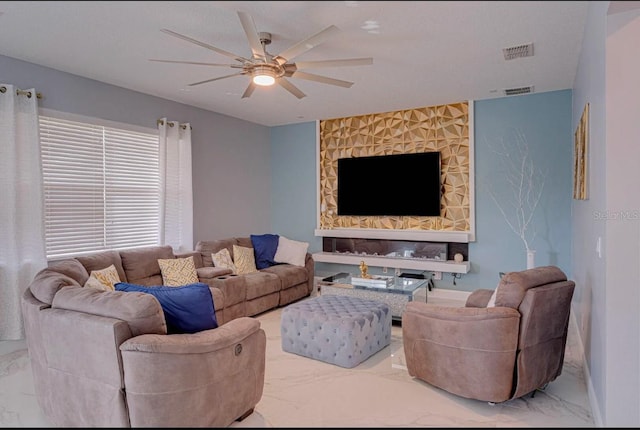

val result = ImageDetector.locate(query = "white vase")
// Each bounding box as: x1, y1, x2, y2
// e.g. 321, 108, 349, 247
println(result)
526, 250, 536, 269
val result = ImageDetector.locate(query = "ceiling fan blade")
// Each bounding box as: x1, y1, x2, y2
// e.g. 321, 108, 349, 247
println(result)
294, 57, 373, 69
161, 29, 251, 63
241, 82, 256, 99
188, 72, 245, 87
274, 25, 341, 64
277, 78, 306, 99
290, 71, 353, 88
237, 11, 267, 61
149, 59, 243, 68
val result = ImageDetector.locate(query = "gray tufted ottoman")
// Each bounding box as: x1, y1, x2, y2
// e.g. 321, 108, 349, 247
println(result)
280, 295, 391, 368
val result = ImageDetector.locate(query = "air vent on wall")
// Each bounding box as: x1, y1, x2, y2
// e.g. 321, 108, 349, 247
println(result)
503, 43, 534, 60
504, 86, 534, 96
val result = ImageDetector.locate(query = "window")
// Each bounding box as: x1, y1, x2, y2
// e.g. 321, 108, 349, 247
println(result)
39, 115, 160, 259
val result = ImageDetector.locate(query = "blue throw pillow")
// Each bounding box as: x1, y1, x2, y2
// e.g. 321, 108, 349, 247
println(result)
115, 282, 218, 334
250, 233, 280, 270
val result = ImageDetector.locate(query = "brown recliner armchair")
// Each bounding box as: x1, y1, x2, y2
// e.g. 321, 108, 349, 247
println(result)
402, 265, 575, 403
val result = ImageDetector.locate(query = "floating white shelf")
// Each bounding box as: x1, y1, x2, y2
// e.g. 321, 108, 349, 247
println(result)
314, 228, 471, 243
312, 251, 470, 274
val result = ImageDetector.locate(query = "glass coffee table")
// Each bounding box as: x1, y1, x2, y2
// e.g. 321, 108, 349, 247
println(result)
318, 273, 428, 322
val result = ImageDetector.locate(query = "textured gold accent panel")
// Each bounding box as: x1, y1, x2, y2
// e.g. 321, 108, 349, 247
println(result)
573, 103, 588, 200
319, 102, 470, 232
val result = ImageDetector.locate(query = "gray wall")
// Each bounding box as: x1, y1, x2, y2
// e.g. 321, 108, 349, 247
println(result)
1, 54, 272, 246
471, 91, 573, 283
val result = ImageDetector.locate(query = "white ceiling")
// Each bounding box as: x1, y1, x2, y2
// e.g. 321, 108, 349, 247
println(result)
0, 1, 590, 127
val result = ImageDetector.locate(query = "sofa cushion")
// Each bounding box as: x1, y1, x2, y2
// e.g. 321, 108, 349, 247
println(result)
76, 250, 127, 284
243, 271, 281, 301
84, 264, 121, 291
211, 248, 237, 274
52, 285, 167, 336
29, 269, 83, 305
233, 245, 258, 274
158, 256, 199, 286
174, 251, 204, 268
236, 237, 253, 248
47, 258, 90, 285
195, 238, 238, 267
262, 263, 308, 288
119, 245, 174, 285
115, 282, 218, 334
274, 236, 309, 267
250, 233, 279, 269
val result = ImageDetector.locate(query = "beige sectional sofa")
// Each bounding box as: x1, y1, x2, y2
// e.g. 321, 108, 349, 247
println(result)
193, 236, 315, 323
21, 240, 314, 427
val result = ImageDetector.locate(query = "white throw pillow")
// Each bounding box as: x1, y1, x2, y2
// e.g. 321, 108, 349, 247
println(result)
274, 236, 309, 267
487, 288, 498, 307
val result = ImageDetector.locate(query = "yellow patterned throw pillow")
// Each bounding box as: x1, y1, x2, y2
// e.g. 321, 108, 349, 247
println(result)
233, 245, 258, 274
84, 264, 121, 291
158, 256, 199, 287
211, 248, 237, 274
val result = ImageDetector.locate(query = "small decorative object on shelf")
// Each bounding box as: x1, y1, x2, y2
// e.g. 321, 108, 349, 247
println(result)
352, 274, 394, 288
454, 253, 464, 263
359, 260, 372, 279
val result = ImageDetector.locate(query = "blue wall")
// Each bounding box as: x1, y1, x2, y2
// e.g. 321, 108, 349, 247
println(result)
469, 90, 573, 289
271, 90, 573, 291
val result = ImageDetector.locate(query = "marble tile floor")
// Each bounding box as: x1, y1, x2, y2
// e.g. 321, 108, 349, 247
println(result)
0, 293, 594, 428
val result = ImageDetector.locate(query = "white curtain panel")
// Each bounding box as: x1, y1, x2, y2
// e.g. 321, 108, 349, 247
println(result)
158, 118, 194, 253
0, 84, 47, 340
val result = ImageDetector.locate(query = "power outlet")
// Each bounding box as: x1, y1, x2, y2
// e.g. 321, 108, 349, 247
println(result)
382, 267, 388, 273
432, 271, 442, 280
395, 267, 401, 276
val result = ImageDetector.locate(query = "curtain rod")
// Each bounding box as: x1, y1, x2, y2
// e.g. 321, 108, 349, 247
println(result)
0, 85, 43, 99
156, 119, 192, 130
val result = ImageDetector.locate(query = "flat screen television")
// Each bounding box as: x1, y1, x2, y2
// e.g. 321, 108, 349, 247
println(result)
337, 151, 441, 216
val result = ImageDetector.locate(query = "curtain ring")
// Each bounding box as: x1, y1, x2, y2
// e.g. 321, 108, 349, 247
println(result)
0, 86, 6, 94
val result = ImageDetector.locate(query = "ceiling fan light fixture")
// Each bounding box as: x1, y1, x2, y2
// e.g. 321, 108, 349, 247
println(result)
252, 66, 277, 86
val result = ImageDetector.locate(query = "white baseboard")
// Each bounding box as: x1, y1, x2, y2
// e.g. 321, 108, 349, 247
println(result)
570, 306, 602, 427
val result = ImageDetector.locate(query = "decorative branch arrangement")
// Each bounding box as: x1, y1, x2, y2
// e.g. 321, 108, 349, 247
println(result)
485, 129, 546, 254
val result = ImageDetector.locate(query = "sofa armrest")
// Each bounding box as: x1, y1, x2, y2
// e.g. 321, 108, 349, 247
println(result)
402, 301, 520, 403
120, 316, 261, 354
197, 266, 233, 280
304, 252, 315, 294
119, 317, 266, 427
465, 288, 494, 308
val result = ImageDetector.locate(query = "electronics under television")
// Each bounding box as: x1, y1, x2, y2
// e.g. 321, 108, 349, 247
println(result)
337, 151, 441, 216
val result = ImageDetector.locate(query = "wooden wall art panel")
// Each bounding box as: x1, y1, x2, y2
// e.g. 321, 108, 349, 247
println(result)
319, 101, 470, 232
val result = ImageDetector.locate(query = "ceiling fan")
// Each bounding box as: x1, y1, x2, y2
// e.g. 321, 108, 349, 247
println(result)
150, 11, 373, 99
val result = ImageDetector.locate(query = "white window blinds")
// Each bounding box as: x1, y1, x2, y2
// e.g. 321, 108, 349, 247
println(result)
40, 116, 160, 258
